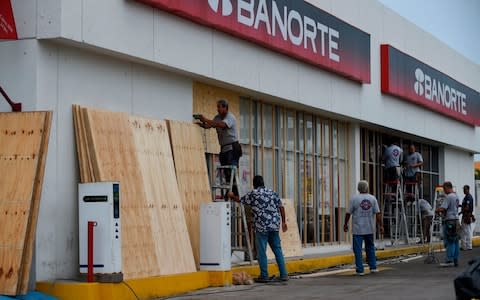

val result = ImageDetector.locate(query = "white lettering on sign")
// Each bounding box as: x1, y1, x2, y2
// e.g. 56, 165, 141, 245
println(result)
223, 0, 340, 62
414, 68, 467, 115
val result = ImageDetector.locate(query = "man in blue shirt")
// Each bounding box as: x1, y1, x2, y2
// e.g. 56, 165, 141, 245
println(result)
228, 175, 288, 282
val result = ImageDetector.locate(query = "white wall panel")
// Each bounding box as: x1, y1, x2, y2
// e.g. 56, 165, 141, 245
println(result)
331, 0, 360, 26
212, 32, 260, 91
35, 43, 61, 281
298, 64, 332, 111
331, 76, 362, 119
82, 0, 154, 60
443, 146, 475, 194
131, 63, 193, 121
154, 10, 213, 77
257, 51, 299, 101
0, 40, 37, 111
61, 0, 82, 41
381, 6, 406, 50
11, 0, 37, 39
37, 0, 61, 39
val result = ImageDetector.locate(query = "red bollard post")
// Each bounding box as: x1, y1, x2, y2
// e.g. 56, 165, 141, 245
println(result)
87, 221, 97, 283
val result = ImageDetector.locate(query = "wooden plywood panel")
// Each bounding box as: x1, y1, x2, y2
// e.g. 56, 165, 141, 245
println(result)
72, 105, 93, 183
0, 112, 50, 295
192, 82, 240, 154
82, 108, 160, 279
267, 199, 303, 259
167, 120, 212, 268
130, 117, 196, 275
18, 111, 52, 294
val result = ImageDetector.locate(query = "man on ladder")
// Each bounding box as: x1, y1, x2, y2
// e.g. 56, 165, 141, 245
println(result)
196, 99, 242, 196
195, 99, 253, 263
382, 139, 408, 245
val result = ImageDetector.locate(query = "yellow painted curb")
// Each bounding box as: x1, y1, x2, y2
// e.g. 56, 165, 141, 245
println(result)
472, 236, 480, 247
35, 236, 480, 300
208, 271, 232, 287
36, 271, 210, 300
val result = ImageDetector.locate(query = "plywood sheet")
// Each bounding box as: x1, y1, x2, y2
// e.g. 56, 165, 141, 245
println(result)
18, 111, 52, 294
0, 112, 50, 295
72, 105, 93, 183
82, 108, 160, 279
192, 82, 240, 154
77, 106, 196, 278
167, 120, 212, 268
267, 199, 303, 259
130, 117, 196, 275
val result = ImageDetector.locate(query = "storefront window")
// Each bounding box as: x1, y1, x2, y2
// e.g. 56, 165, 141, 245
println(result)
238, 99, 349, 245
360, 128, 440, 239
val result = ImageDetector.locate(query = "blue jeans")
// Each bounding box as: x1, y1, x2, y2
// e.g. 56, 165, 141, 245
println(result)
256, 231, 288, 279
352, 234, 377, 274
443, 223, 459, 263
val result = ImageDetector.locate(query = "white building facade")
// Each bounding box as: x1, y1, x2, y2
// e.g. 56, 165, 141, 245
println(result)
0, 0, 479, 282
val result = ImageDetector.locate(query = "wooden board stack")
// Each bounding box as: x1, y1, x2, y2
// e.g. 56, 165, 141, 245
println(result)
0, 111, 52, 295
267, 199, 304, 259
167, 120, 212, 267
72, 105, 196, 278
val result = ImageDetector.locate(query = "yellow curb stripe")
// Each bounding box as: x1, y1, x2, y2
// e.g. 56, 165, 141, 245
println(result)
36, 236, 480, 300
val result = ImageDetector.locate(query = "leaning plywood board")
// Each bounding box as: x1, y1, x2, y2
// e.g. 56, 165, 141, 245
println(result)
130, 117, 196, 275
72, 105, 93, 183
167, 120, 212, 268
17, 111, 52, 294
0, 112, 51, 295
192, 82, 240, 154
267, 199, 303, 259
82, 107, 160, 279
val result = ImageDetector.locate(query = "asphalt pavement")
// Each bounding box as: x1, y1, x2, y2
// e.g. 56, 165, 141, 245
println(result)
161, 247, 480, 300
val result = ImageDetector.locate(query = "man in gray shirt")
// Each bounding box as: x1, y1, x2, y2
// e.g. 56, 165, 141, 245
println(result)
344, 180, 384, 275
404, 144, 423, 182
197, 99, 242, 195
382, 140, 403, 182
418, 199, 434, 243
436, 181, 460, 267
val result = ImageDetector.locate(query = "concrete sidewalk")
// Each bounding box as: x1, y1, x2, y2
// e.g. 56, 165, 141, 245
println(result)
36, 237, 480, 300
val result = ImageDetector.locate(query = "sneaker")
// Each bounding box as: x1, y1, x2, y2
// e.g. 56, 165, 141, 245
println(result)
280, 276, 289, 282
370, 269, 379, 274
440, 262, 454, 267
254, 277, 271, 283
355, 272, 365, 276
454, 260, 459, 267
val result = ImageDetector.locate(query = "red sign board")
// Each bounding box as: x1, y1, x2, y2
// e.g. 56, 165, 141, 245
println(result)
136, 0, 371, 83
381, 44, 480, 126
0, 0, 17, 40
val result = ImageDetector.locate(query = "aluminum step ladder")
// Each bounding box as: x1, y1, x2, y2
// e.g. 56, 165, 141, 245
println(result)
211, 165, 253, 264
425, 186, 445, 264
383, 179, 410, 246
404, 180, 423, 243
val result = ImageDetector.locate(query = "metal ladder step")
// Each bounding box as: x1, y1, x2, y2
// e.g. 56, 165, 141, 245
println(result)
211, 165, 253, 265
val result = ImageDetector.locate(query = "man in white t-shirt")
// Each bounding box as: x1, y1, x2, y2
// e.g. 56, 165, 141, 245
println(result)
344, 180, 384, 275
382, 140, 403, 182
404, 144, 423, 182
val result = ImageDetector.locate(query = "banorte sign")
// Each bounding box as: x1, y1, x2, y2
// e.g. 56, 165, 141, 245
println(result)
381, 44, 480, 126
136, 0, 371, 83
0, 0, 17, 40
